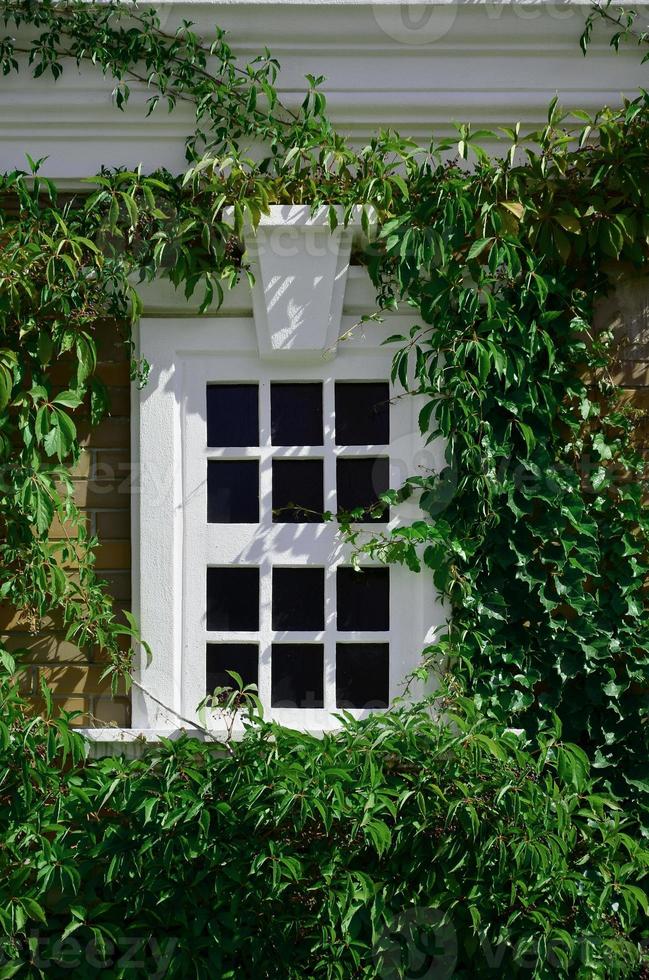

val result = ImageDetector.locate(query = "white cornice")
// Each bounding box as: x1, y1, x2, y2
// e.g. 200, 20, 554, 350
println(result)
0, 2, 646, 177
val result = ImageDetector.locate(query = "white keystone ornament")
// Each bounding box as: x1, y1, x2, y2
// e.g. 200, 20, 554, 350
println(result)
232, 204, 371, 361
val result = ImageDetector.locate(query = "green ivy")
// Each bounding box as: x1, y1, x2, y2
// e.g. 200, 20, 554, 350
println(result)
355, 98, 649, 815
0, 669, 647, 978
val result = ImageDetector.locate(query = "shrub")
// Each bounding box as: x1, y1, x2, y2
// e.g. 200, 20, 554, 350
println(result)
0, 667, 647, 978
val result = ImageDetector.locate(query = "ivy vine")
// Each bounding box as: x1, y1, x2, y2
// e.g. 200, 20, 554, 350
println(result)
0, 0, 647, 827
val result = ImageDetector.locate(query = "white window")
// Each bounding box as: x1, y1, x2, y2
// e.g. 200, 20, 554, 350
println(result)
134, 221, 443, 734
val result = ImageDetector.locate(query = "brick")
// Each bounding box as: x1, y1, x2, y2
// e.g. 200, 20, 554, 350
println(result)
2, 632, 90, 664
39, 664, 126, 696
78, 417, 130, 449
17, 665, 35, 695
69, 450, 91, 479
46, 362, 81, 387
49, 512, 89, 540
92, 697, 131, 726
26, 694, 90, 725
0, 607, 72, 632
100, 571, 131, 602
92, 629, 134, 662
0, 605, 41, 631
98, 339, 131, 363
96, 361, 131, 387
53, 697, 90, 725
612, 362, 649, 387
94, 540, 131, 570
94, 447, 131, 470
617, 388, 649, 411
70, 478, 129, 510
91, 455, 136, 502
96, 324, 131, 363
96, 509, 131, 540
104, 387, 131, 417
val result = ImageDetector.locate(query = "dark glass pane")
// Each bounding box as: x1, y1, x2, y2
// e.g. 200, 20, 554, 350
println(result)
272, 567, 324, 631
206, 643, 258, 695
336, 644, 389, 708
271, 383, 323, 446
337, 567, 389, 631
336, 457, 389, 522
272, 459, 324, 523
271, 644, 324, 708
207, 567, 259, 631
335, 382, 389, 445
207, 461, 259, 523
207, 384, 258, 447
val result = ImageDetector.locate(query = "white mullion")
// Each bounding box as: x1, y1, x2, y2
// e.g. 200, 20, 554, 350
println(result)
258, 445, 327, 459
257, 379, 273, 711
206, 445, 331, 460
335, 631, 390, 644
272, 630, 326, 643
323, 563, 337, 711
323, 378, 336, 516
332, 445, 389, 456
205, 631, 261, 644
205, 446, 263, 459
257, 554, 273, 711
258, 377, 272, 530
322, 378, 338, 711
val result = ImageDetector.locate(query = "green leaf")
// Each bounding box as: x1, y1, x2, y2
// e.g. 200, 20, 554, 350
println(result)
556, 744, 590, 792
33, 484, 54, 534
53, 390, 84, 409
21, 899, 47, 925
467, 238, 493, 260
0, 964, 24, 979
0, 367, 11, 412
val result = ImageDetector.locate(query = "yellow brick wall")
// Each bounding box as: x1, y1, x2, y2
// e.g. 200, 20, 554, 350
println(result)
1, 321, 132, 727
597, 272, 649, 456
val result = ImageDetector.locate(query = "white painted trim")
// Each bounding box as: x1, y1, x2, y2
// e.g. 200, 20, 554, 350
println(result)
134, 268, 446, 733
129, 319, 141, 676
79, 727, 209, 759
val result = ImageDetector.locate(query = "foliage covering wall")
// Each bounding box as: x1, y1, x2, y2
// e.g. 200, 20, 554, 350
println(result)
0, 0, 648, 975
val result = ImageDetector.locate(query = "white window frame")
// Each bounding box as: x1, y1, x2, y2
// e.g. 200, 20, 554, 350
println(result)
133, 275, 445, 735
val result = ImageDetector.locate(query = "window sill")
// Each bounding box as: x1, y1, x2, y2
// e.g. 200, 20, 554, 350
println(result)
77, 718, 390, 757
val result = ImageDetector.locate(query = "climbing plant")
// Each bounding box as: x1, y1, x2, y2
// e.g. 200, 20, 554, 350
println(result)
0, 1, 648, 975
0, 0, 647, 824
1, 677, 648, 978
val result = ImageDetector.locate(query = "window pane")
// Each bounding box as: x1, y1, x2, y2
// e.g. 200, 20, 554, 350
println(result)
335, 382, 389, 445
271, 644, 324, 708
336, 457, 389, 522
207, 461, 259, 523
206, 643, 258, 695
207, 567, 259, 631
207, 384, 258, 447
336, 644, 389, 708
271, 383, 323, 446
337, 567, 389, 631
272, 459, 324, 523
272, 567, 324, 631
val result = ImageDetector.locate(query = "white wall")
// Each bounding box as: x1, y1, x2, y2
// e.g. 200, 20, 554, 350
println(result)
0, 1, 647, 179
